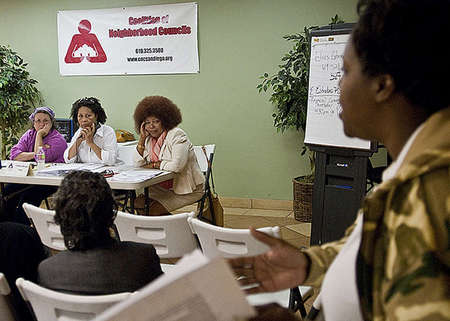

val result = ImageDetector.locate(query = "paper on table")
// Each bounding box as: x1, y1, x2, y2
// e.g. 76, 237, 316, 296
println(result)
94, 250, 255, 321
0, 161, 32, 177
108, 169, 165, 182
35, 163, 105, 176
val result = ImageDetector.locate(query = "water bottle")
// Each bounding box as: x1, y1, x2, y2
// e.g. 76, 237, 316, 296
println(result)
36, 146, 45, 170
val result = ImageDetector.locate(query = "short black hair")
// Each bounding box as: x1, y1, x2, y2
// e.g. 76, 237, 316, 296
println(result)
353, 0, 450, 115
54, 171, 117, 251
70, 97, 107, 125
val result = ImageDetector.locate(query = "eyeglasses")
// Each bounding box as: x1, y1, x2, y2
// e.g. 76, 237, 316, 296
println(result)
144, 119, 161, 126
34, 120, 50, 124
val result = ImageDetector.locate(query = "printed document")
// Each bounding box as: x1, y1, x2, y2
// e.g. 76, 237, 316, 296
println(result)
94, 250, 255, 321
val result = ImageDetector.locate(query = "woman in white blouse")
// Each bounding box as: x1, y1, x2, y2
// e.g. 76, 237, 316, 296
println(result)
64, 97, 118, 165
133, 96, 204, 216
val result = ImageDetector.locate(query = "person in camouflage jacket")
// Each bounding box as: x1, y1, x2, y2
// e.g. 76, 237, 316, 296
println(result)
230, 0, 449, 320
303, 107, 450, 320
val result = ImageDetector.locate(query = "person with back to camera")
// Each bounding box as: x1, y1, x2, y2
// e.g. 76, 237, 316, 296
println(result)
37, 170, 163, 294
132, 96, 205, 216
231, 0, 450, 320
0, 222, 49, 321
1, 106, 67, 225
64, 97, 118, 165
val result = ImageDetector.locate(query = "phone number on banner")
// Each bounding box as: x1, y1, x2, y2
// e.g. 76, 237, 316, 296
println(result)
135, 48, 164, 54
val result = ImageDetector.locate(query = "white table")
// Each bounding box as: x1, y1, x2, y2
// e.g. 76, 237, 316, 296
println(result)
0, 161, 174, 215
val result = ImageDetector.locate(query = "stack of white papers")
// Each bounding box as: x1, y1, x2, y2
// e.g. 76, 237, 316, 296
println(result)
109, 169, 164, 183
35, 163, 105, 176
94, 250, 255, 321
0, 161, 32, 177
34, 163, 167, 184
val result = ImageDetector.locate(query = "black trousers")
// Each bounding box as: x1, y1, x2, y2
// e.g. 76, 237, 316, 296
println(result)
0, 222, 49, 321
0, 184, 57, 225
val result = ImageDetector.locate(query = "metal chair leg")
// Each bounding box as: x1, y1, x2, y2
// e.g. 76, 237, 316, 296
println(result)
289, 287, 307, 318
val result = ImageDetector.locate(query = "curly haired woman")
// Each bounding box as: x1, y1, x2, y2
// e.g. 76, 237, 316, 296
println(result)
133, 96, 205, 216
38, 171, 163, 294
64, 97, 118, 165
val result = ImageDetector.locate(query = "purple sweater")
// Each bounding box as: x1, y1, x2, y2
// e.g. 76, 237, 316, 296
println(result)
10, 129, 68, 163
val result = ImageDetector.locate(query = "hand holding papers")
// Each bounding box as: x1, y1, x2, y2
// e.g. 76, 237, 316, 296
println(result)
94, 250, 256, 321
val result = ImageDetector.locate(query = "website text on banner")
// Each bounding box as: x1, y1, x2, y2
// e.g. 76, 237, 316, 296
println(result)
57, 2, 199, 76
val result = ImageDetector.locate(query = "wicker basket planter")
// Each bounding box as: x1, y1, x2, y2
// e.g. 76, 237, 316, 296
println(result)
293, 176, 313, 222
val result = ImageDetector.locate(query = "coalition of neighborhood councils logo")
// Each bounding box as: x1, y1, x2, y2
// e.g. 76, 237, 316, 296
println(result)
65, 20, 107, 63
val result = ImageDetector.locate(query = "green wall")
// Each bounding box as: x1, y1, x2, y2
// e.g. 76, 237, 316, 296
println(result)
0, 0, 358, 200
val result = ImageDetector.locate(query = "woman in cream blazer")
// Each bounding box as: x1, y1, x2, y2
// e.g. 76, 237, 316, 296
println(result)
133, 96, 204, 215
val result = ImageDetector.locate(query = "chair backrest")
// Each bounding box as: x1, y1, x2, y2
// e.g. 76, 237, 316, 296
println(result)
117, 141, 137, 165
16, 277, 131, 321
22, 203, 66, 251
114, 211, 198, 259
193, 144, 215, 173
188, 217, 280, 258
0, 273, 15, 321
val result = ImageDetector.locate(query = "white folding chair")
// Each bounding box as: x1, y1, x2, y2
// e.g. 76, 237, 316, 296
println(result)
117, 141, 137, 166
193, 144, 218, 224
114, 141, 138, 212
193, 144, 215, 174
188, 217, 312, 317
0, 273, 15, 321
16, 277, 131, 321
114, 211, 198, 259
188, 217, 279, 258
22, 203, 66, 251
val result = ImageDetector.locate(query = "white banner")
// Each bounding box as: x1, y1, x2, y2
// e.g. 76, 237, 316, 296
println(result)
57, 2, 198, 76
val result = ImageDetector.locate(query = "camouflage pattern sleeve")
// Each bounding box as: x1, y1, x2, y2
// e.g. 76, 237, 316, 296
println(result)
375, 167, 450, 321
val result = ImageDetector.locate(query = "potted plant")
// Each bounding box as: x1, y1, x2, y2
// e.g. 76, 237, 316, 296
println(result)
257, 15, 344, 221
0, 45, 41, 159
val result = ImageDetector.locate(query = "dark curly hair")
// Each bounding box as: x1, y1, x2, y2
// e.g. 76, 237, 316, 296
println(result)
353, 0, 450, 115
70, 97, 108, 126
133, 96, 182, 133
54, 171, 117, 251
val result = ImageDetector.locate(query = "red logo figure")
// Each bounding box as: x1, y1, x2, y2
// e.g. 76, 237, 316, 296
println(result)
65, 20, 107, 63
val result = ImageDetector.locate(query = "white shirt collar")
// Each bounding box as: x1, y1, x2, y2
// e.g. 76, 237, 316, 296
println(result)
382, 123, 424, 181
95, 124, 104, 138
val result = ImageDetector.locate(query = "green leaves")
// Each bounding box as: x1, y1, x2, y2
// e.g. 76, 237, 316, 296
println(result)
0, 45, 42, 159
257, 15, 344, 134
257, 16, 344, 174
257, 25, 317, 134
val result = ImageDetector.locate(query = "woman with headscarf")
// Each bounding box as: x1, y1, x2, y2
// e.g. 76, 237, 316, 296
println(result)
10, 106, 67, 162
1, 107, 67, 225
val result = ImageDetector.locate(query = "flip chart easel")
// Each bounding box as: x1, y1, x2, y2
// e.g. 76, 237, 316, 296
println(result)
304, 24, 376, 245
305, 24, 373, 150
